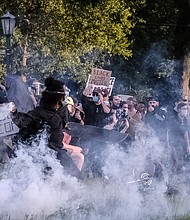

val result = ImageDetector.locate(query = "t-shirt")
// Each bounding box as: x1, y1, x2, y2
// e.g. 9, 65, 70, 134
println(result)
81, 94, 111, 127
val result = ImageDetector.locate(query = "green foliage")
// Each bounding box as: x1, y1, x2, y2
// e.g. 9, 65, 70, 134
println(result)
0, 0, 146, 86
0, 0, 187, 99
108, 0, 181, 98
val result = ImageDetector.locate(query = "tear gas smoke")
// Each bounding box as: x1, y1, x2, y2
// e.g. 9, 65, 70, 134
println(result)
0, 126, 190, 220
0, 103, 14, 119
141, 42, 182, 105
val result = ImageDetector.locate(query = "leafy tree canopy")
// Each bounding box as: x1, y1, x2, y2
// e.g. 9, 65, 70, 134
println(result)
0, 0, 145, 84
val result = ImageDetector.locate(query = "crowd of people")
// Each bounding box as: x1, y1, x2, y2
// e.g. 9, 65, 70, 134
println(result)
0, 75, 190, 180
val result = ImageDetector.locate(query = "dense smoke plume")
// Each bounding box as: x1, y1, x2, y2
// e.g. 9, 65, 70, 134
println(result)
0, 124, 190, 220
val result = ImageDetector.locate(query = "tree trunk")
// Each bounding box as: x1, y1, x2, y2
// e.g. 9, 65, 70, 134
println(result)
182, 52, 190, 99
22, 44, 27, 67
173, 0, 190, 99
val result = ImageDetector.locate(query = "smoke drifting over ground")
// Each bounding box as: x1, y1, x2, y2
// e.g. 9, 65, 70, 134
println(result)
0, 126, 190, 220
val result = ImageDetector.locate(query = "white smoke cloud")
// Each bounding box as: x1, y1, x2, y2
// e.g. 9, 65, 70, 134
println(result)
0, 127, 190, 220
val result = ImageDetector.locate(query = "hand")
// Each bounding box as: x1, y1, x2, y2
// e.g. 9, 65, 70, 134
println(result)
99, 93, 104, 103
63, 143, 83, 153
112, 114, 118, 125
10, 102, 17, 113
75, 111, 82, 121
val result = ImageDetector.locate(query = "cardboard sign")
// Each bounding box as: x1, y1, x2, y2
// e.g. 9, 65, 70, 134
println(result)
85, 75, 115, 97
88, 68, 112, 87
0, 114, 19, 137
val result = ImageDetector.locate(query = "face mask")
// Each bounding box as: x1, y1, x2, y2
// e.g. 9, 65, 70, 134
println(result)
104, 101, 110, 106
180, 109, 188, 117
93, 96, 100, 103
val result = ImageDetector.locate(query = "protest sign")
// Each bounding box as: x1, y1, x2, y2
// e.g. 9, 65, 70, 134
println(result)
85, 76, 115, 96
107, 77, 115, 95
0, 114, 19, 137
85, 68, 115, 97
0, 103, 19, 137
88, 68, 112, 87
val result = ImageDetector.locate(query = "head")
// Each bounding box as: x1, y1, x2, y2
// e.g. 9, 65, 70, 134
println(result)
42, 77, 66, 106
70, 96, 79, 108
92, 88, 109, 104
177, 102, 188, 118
147, 97, 159, 108
120, 101, 129, 115
66, 96, 75, 114
75, 103, 85, 120
110, 94, 121, 109
92, 88, 101, 104
126, 97, 137, 110
21, 74, 27, 83
136, 102, 146, 114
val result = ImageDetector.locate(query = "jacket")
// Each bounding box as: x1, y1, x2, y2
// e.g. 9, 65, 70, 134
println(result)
11, 100, 66, 150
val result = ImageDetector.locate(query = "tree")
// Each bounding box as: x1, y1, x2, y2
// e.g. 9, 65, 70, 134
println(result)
107, 0, 184, 104
0, 0, 145, 86
173, 0, 190, 99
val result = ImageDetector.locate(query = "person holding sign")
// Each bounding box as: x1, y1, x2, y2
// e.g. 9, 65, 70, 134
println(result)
81, 87, 111, 128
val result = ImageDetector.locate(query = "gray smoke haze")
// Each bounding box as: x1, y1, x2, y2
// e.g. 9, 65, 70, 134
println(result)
140, 42, 182, 104
0, 124, 190, 220
0, 42, 188, 219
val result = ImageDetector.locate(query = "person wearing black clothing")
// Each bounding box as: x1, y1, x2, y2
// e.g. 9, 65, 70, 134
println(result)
81, 88, 111, 127
69, 107, 85, 125
109, 94, 121, 111
145, 97, 167, 142
167, 102, 190, 173
11, 77, 80, 178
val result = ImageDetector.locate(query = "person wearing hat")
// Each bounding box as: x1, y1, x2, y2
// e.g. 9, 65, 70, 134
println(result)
10, 76, 81, 178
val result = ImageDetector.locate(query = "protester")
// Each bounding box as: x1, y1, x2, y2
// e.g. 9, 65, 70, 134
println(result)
5, 71, 190, 183
126, 97, 142, 140
10, 76, 81, 178
103, 101, 129, 133
112, 101, 129, 133
145, 96, 167, 142
69, 104, 85, 125
136, 102, 147, 121
5, 74, 35, 113
109, 94, 121, 110
0, 82, 8, 104
81, 87, 111, 127
61, 96, 85, 171
167, 102, 190, 173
